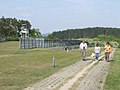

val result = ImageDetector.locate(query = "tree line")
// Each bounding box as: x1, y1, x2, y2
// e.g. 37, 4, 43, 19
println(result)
0, 16, 42, 41
51, 27, 120, 39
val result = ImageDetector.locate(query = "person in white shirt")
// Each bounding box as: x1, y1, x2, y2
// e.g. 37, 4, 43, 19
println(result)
94, 43, 101, 60
79, 41, 87, 60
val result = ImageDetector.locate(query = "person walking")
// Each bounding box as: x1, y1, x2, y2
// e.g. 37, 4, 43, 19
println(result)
79, 41, 87, 61
104, 42, 112, 62
94, 43, 101, 61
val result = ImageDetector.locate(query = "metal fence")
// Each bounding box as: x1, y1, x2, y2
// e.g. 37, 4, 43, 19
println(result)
19, 38, 81, 49
20, 38, 63, 49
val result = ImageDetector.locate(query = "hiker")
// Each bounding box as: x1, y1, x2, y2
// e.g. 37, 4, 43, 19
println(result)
79, 41, 87, 61
104, 42, 112, 62
94, 43, 101, 60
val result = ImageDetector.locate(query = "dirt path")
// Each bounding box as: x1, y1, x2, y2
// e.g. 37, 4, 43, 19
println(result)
76, 48, 115, 90
24, 49, 115, 90
24, 57, 94, 90
59, 61, 97, 90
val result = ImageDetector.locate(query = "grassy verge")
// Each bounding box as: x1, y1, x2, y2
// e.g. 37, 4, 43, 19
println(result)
103, 48, 120, 90
0, 41, 93, 90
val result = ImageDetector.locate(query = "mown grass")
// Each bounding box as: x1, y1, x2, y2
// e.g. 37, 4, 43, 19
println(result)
0, 41, 94, 90
103, 48, 120, 90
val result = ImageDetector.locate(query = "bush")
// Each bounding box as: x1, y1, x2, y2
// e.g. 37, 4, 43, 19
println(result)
5, 36, 19, 41
118, 43, 120, 48
89, 43, 95, 47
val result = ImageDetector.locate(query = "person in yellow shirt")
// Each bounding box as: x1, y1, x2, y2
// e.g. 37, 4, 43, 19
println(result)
104, 42, 112, 62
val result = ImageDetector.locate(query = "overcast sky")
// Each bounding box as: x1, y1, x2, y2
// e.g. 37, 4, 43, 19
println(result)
0, 0, 120, 34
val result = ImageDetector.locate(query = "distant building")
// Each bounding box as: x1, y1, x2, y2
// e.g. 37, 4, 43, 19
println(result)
20, 24, 29, 38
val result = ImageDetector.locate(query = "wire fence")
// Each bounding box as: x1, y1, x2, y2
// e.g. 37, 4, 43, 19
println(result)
20, 38, 66, 49
19, 38, 81, 49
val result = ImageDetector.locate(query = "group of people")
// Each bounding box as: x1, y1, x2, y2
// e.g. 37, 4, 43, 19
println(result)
79, 41, 112, 62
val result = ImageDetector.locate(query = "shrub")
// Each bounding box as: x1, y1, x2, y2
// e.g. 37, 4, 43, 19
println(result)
5, 36, 19, 41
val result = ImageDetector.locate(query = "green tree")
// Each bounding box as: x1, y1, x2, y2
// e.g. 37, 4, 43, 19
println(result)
47, 34, 54, 39
0, 16, 33, 41
29, 28, 42, 38
51, 27, 120, 39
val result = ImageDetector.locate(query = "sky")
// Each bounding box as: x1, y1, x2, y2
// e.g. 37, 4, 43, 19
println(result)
0, 0, 120, 34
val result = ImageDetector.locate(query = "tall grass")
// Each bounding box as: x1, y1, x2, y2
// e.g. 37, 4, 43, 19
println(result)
103, 48, 120, 90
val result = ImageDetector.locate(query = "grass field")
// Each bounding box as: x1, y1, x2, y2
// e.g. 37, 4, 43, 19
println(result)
0, 41, 93, 90
103, 48, 120, 90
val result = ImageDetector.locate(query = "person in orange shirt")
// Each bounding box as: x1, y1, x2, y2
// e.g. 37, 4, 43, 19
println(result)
104, 42, 112, 62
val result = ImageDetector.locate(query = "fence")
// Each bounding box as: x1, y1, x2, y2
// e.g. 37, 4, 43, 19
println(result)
20, 38, 71, 49
19, 38, 82, 49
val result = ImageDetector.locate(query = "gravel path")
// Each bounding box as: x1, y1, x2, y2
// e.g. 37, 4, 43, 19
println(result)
24, 49, 115, 90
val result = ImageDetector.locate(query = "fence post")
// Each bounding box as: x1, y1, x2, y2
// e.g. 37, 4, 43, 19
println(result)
20, 38, 22, 49
24, 37, 26, 49
52, 56, 55, 67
